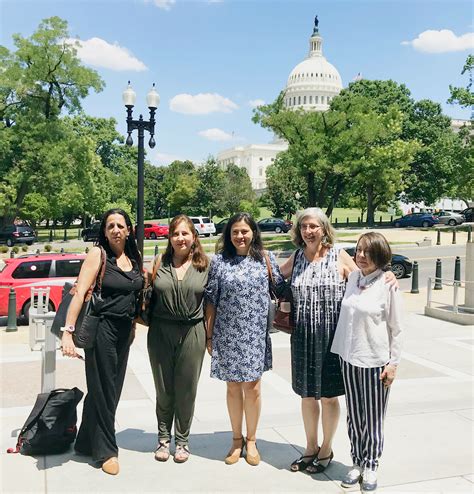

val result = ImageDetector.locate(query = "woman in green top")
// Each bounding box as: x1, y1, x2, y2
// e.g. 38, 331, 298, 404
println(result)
147, 214, 209, 464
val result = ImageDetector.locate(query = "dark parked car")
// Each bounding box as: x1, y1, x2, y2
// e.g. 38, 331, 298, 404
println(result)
81, 222, 101, 242
257, 218, 292, 233
0, 224, 36, 247
215, 218, 230, 235
461, 207, 473, 222
392, 213, 439, 228
343, 246, 413, 279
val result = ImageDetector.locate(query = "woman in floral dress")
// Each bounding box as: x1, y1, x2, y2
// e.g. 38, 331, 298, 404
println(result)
205, 213, 284, 466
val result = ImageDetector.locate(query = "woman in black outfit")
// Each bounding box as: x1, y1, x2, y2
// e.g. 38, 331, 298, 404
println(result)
61, 209, 143, 475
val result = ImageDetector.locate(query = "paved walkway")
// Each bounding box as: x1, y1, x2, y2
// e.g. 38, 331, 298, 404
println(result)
1, 290, 473, 493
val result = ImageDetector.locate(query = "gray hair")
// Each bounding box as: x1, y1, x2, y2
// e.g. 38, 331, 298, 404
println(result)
290, 207, 335, 248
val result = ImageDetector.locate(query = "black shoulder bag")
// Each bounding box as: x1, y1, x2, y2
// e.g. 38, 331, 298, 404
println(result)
51, 247, 107, 349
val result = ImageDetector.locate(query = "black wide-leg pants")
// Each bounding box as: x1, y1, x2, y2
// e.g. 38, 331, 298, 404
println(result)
75, 317, 133, 463
340, 358, 390, 471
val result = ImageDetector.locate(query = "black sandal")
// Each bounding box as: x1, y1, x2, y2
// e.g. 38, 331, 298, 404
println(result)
307, 450, 334, 474
290, 449, 319, 472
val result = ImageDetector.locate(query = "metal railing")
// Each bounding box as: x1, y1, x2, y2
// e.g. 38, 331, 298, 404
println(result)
426, 277, 474, 314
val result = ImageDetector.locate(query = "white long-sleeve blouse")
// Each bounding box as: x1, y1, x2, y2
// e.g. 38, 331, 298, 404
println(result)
331, 269, 403, 368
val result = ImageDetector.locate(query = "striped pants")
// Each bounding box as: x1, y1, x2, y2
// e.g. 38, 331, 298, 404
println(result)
340, 358, 390, 471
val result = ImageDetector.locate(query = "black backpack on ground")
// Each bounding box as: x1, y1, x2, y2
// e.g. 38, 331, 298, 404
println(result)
7, 387, 84, 455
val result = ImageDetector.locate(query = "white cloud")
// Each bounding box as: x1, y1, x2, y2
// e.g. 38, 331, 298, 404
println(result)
66, 38, 147, 71
401, 29, 474, 53
146, 0, 176, 10
248, 99, 265, 108
198, 128, 234, 141
153, 152, 185, 166
170, 93, 238, 114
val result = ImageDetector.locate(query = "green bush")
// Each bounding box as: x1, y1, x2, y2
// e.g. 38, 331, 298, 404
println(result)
21, 245, 28, 252
44, 244, 52, 252
11, 246, 20, 254
0, 246, 8, 254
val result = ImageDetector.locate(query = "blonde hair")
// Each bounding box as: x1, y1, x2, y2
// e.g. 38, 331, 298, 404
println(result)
290, 207, 335, 248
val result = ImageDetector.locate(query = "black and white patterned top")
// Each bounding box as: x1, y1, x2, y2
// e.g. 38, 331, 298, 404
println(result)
205, 252, 284, 382
291, 247, 346, 398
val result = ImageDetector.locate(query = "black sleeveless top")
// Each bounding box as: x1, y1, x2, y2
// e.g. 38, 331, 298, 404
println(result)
98, 256, 143, 319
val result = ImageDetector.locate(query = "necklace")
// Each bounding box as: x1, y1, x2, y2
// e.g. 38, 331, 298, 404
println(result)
356, 270, 380, 290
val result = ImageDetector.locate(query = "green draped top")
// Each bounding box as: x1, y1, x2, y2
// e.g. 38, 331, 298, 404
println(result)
152, 261, 209, 324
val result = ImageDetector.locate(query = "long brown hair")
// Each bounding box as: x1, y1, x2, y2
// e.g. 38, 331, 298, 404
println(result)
162, 214, 209, 272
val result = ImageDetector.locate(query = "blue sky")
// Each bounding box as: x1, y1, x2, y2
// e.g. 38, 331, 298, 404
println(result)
1, 0, 472, 166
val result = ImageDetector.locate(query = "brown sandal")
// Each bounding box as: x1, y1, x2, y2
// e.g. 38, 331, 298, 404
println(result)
225, 437, 245, 465
154, 441, 171, 462
174, 444, 190, 463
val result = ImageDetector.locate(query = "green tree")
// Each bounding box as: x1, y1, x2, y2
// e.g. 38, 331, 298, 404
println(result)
193, 157, 226, 217
264, 152, 307, 218
221, 164, 256, 216
448, 55, 474, 108
0, 17, 104, 226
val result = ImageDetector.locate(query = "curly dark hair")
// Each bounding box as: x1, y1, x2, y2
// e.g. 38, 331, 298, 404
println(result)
96, 208, 142, 269
218, 212, 264, 261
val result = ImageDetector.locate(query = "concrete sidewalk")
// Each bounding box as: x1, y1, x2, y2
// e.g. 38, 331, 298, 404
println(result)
1, 291, 473, 493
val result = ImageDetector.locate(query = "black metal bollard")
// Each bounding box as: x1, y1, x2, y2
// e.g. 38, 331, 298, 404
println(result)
346, 217, 349, 226
434, 258, 442, 290
49, 229, 53, 242
60, 248, 64, 254
452, 229, 456, 245
436, 230, 441, 246
454, 256, 461, 286
85, 247, 89, 254
390, 215, 393, 223
63, 228, 67, 242
468, 225, 472, 243
36, 249, 40, 255
358, 217, 361, 226
9, 249, 14, 258
77, 229, 81, 240
379, 215, 382, 224
410, 261, 419, 294
154, 244, 159, 257
6, 288, 18, 332
335, 218, 338, 226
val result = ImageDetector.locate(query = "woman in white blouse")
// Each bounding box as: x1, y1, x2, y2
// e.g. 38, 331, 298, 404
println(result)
331, 232, 402, 494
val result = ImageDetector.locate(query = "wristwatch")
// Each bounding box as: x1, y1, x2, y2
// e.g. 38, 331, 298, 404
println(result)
60, 325, 75, 333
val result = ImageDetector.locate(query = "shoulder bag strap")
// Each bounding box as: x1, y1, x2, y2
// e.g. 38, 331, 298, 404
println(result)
94, 246, 107, 294
263, 252, 274, 288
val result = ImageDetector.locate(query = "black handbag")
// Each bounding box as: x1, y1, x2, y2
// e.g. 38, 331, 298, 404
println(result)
51, 247, 106, 349
7, 387, 84, 455
136, 255, 160, 326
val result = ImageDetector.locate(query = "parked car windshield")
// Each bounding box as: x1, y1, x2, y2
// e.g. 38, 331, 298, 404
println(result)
17, 226, 33, 232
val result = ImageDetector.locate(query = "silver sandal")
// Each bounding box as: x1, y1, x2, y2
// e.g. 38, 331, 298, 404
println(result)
154, 441, 171, 462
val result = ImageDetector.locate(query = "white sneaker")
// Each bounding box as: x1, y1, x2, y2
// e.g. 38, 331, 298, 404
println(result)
341, 465, 362, 488
361, 468, 377, 493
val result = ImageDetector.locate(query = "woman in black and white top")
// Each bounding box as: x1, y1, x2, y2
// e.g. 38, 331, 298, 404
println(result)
331, 232, 402, 493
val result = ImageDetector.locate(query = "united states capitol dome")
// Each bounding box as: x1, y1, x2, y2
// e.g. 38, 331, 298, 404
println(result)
284, 17, 343, 111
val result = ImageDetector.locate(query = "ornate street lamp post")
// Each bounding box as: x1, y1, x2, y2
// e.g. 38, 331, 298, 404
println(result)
122, 81, 160, 258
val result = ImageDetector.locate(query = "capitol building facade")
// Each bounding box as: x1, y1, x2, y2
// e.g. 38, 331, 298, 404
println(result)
217, 18, 343, 191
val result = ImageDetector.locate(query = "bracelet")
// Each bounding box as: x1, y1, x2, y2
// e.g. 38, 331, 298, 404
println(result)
60, 325, 75, 333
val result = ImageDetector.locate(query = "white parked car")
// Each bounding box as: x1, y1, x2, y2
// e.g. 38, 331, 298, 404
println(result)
189, 216, 216, 237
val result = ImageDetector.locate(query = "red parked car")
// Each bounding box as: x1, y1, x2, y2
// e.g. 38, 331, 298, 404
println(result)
144, 223, 169, 240
0, 253, 85, 320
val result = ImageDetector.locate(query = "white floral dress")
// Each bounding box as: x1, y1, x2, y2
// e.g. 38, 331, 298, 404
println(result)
205, 252, 284, 382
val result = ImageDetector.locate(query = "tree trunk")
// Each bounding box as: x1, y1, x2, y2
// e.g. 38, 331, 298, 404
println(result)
325, 176, 345, 218
366, 185, 376, 227
307, 171, 316, 206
